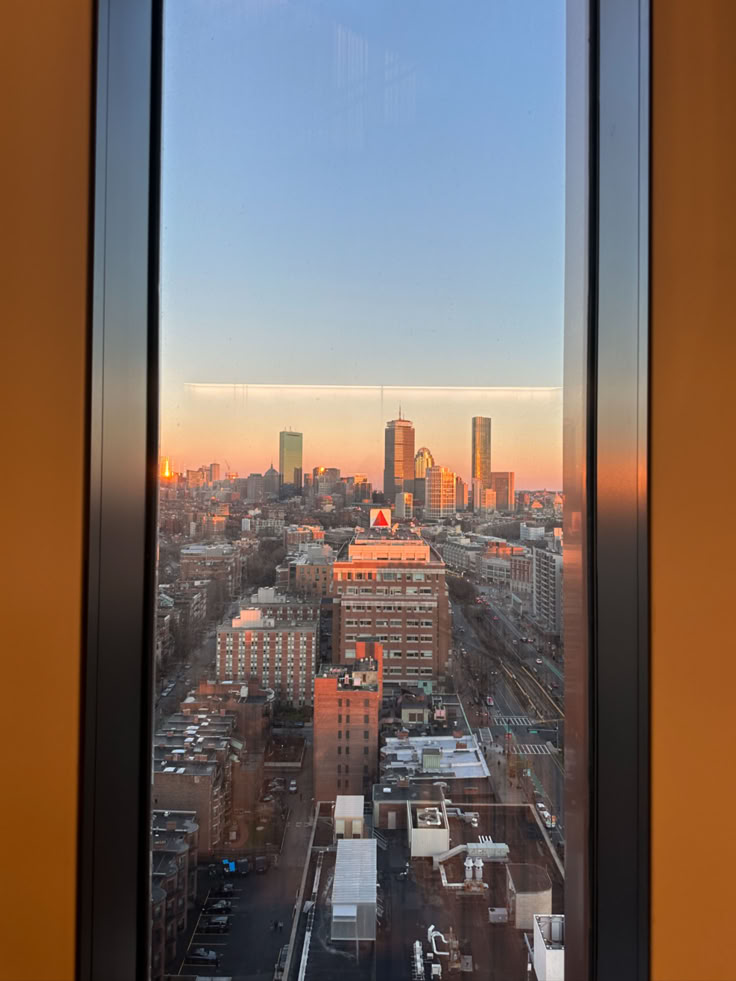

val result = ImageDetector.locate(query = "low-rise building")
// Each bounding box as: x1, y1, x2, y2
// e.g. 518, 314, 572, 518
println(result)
380, 732, 491, 799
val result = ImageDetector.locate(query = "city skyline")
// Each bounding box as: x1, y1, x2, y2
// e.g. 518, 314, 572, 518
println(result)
160, 384, 562, 490
160, 1, 566, 496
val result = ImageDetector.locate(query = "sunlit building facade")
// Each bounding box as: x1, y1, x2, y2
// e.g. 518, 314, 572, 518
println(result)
279, 430, 303, 494
425, 465, 457, 519
384, 416, 415, 501
471, 416, 492, 495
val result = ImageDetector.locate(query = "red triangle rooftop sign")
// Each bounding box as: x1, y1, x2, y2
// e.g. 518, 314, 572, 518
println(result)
370, 508, 390, 528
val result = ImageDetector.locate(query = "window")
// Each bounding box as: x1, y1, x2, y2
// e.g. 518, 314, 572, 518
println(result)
82, 3, 652, 979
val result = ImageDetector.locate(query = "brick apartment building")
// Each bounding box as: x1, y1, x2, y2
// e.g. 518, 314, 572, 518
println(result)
313, 641, 383, 803
216, 607, 317, 705
152, 713, 242, 854
180, 542, 243, 607
331, 529, 450, 690
244, 586, 321, 622
150, 809, 199, 980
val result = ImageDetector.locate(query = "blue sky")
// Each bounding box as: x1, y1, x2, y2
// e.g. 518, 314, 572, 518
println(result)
160, 0, 566, 487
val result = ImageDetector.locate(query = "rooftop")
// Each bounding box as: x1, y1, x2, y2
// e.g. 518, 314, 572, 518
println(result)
333, 839, 377, 907
381, 734, 490, 781
295, 803, 562, 981
317, 659, 381, 691
334, 795, 365, 819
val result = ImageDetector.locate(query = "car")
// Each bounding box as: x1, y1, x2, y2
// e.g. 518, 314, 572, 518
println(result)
536, 802, 547, 812
200, 915, 230, 933
261, 794, 274, 802
184, 662, 192, 668
493, 615, 499, 621
255, 855, 269, 873
204, 899, 232, 914
274, 945, 289, 980
536, 658, 543, 664
212, 882, 234, 896
187, 948, 220, 967
289, 779, 298, 793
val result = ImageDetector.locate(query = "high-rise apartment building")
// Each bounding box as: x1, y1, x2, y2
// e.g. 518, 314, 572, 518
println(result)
425, 466, 457, 518
279, 430, 303, 494
313, 641, 383, 802
532, 547, 563, 636
246, 472, 265, 502
490, 471, 515, 512
384, 415, 415, 501
331, 529, 450, 688
471, 416, 492, 497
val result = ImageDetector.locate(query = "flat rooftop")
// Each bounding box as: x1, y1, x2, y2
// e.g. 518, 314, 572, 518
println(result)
294, 803, 563, 981
381, 734, 490, 780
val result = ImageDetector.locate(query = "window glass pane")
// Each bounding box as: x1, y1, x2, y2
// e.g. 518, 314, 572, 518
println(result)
154, 2, 567, 979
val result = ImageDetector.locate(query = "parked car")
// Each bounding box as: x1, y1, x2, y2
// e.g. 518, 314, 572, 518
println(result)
187, 948, 220, 967
200, 915, 230, 934
212, 882, 234, 896
255, 855, 269, 873
204, 899, 232, 914
536, 802, 547, 812
274, 945, 289, 981
289, 779, 298, 793
536, 658, 543, 664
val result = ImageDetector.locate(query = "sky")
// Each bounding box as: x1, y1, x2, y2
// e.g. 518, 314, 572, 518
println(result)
160, 0, 566, 489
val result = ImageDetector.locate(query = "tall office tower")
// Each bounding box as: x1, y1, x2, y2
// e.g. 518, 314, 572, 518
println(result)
279, 430, 303, 494
413, 446, 434, 506
471, 417, 492, 501
490, 471, 515, 512
384, 415, 415, 500
455, 476, 468, 511
332, 530, 450, 688
208, 462, 221, 484
425, 466, 457, 518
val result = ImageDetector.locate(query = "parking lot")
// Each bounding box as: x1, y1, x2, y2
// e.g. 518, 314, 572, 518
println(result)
178, 755, 315, 978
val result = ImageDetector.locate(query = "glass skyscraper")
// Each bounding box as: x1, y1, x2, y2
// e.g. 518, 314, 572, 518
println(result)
279, 430, 303, 493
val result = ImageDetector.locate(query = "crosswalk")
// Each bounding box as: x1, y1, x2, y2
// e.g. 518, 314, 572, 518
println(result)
494, 715, 532, 726
515, 743, 554, 755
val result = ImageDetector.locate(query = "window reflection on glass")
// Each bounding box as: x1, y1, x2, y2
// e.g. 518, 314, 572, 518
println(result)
154, 2, 566, 979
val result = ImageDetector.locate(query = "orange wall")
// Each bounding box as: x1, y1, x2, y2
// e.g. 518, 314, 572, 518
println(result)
0, 3, 93, 979
651, 3, 736, 979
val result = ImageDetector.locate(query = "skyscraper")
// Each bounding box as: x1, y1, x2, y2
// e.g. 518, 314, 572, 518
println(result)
383, 414, 415, 500
413, 446, 434, 506
279, 430, 303, 494
471, 417, 492, 504
490, 471, 515, 512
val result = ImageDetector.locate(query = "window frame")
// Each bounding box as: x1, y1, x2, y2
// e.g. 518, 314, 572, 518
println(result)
78, 1, 651, 979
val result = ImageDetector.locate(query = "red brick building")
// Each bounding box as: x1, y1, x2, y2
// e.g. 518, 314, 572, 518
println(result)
216, 607, 317, 706
332, 529, 450, 690
313, 641, 383, 803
